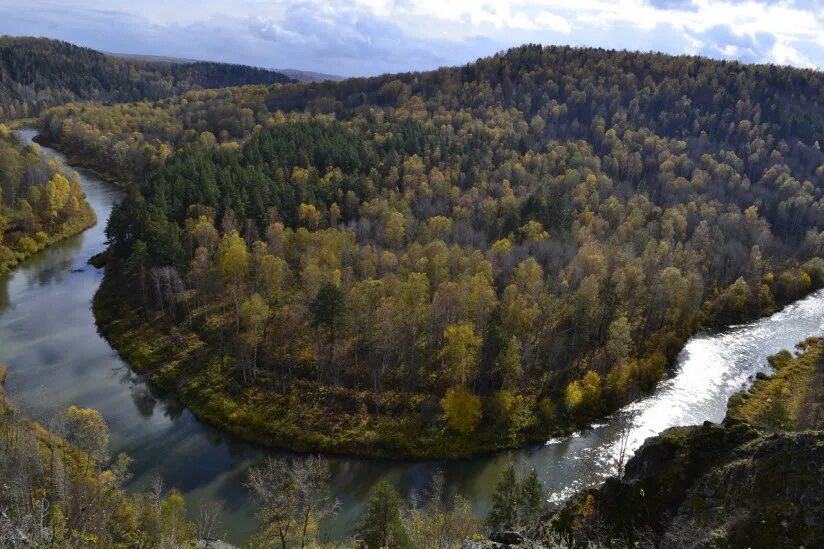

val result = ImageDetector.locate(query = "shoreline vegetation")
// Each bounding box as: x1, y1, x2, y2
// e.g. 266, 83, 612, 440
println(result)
37, 44, 824, 459
92, 268, 573, 459
91, 254, 824, 458
3, 337, 820, 547
33, 132, 132, 187
0, 125, 96, 274
727, 335, 824, 430
0, 360, 483, 548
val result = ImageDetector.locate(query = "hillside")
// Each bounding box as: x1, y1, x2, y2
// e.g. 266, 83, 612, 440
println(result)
0, 36, 294, 120
275, 68, 343, 83
39, 44, 824, 458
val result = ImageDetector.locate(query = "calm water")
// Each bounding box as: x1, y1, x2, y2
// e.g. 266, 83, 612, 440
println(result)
3, 128, 824, 544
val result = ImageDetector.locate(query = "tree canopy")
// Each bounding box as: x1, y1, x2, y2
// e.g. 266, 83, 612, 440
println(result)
49, 44, 824, 457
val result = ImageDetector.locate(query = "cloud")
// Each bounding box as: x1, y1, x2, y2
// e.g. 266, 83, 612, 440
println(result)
0, 0, 822, 76
536, 12, 572, 34
251, 17, 324, 47
769, 41, 817, 69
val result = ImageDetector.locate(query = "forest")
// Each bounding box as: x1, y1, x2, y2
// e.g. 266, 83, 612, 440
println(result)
0, 36, 293, 122
0, 124, 95, 272
37, 44, 824, 458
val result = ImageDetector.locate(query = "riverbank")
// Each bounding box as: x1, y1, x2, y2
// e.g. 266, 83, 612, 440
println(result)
93, 268, 578, 459
92, 253, 824, 461
0, 127, 97, 274
32, 132, 128, 186
0, 205, 96, 274
0, 361, 217, 547
727, 336, 824, 430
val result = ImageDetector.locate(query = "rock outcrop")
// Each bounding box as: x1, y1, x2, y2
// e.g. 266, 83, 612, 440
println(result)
551, 419, 824, 547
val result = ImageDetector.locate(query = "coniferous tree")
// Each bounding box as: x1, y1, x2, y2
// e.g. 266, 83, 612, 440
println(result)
356, 481, 411, 549
485, 464, 519, 533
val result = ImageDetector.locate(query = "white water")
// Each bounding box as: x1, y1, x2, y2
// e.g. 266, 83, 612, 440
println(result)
541, 290, 824, 502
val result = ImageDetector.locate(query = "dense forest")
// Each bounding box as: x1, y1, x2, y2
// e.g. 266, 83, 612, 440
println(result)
0, 124, 95, 272
0, 36, 294, 121
40, 45, 824, 458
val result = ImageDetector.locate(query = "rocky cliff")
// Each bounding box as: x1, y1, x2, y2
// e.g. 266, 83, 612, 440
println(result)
550, 420, 823, 547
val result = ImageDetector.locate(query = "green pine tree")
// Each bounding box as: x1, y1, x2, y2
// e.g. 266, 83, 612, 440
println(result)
355, 480, 411, 549
517, 469, 546, 527
485, 464, 519, 532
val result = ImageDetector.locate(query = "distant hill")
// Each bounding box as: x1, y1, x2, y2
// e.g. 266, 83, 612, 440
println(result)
110, 51, 343, 83
274, 68, 343, 83
0, 36, 295, 120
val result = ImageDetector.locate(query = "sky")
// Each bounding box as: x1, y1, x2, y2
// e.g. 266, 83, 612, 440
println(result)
1, 0, 823, 77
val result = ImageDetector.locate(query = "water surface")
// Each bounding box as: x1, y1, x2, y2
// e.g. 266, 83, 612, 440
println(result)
2, 129, 823, 544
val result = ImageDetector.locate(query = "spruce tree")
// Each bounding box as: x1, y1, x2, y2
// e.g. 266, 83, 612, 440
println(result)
485, 464, 519, 532
355, 480, 411, 548
517, 469, 546, 526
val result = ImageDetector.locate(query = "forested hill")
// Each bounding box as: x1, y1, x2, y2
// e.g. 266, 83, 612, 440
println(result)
52, 44, 824, 457
109, 52, 343, 83
0, 36, 294, 120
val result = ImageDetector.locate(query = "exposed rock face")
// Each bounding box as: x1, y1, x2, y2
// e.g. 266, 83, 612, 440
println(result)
461, 539, 549, 549
196, 540, 240, 549
551, 420, 824, 547
490, 531, 525, 544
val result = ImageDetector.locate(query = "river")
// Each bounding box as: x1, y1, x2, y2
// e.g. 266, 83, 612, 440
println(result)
2, 128, 824, 545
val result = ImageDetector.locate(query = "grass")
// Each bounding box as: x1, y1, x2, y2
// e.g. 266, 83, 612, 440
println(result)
727, 337, 824, 431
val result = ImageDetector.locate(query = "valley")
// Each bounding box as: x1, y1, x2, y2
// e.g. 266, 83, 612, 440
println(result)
0, 28, 823, 547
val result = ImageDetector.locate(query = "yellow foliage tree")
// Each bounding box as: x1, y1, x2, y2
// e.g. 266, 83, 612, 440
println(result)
384, 211, 406, 248
440, 321, 482, 386
298, 203, 321, 230
220, 231, 248, 334
564, 370, 603, 416
519, 220, 549, 241
65, 405, 110, 467
44, 173, 71, 222
441, 385, 482, 434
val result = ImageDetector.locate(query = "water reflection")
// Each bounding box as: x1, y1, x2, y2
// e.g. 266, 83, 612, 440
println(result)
2, 129, 824, 545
